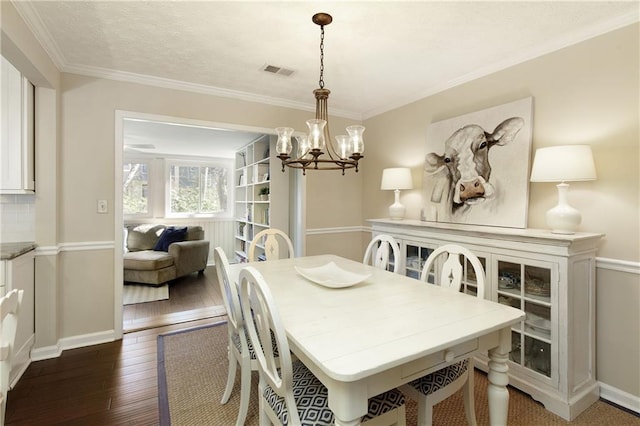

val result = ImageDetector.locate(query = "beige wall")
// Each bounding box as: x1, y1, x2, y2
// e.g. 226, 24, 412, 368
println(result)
58, 73, 361, 336
362, 24, 640, 399
305, 168, 365, 261
2, 1, 62, 352
363, 24, 639, 261
3, 1, 639, 407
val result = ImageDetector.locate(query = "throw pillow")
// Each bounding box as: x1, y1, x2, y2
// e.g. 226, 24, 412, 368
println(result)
127, 224, 166, 251
154, 226, 188, 252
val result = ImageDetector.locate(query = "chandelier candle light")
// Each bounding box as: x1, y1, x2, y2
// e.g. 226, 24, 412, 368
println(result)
529, 145, 597, 234
276, 13, 364, 175
381, 168, 413, 220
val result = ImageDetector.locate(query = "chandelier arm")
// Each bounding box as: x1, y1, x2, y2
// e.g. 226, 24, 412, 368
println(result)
281, 159, 358, 170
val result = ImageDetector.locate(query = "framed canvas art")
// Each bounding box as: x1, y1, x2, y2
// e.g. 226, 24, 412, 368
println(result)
420, 97, 533, 228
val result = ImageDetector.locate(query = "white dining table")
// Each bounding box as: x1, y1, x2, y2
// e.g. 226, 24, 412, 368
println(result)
229, 254, 525, 426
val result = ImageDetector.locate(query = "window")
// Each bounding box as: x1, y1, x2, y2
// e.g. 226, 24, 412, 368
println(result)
168, 161, 231, 216
123, 160, 149, 215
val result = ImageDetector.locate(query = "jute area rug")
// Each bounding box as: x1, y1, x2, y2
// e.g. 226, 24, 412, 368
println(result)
157, 322, 639, 425
123, 283, 169, 305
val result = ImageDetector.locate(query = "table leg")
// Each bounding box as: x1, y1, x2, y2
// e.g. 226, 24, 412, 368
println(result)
328, 381, 367, 426
487, 328, 511, 426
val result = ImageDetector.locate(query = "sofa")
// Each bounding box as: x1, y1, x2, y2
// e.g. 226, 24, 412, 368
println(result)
123, 224, 210, 286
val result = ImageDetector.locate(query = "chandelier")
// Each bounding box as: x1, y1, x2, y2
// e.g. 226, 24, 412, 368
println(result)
276, 13, 364, 175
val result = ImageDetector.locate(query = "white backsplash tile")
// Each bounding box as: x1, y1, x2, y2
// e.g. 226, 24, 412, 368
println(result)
0, 194, 35, 242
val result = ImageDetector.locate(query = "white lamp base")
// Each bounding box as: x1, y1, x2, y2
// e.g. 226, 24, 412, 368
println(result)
546, 183, 581, 234
389, 189, 405, 220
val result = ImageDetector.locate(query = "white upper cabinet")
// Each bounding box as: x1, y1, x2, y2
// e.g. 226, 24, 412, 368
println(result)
1, 55, 35, 193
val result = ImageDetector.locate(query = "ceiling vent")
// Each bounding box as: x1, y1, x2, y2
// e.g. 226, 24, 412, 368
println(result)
263, 64, 294, 77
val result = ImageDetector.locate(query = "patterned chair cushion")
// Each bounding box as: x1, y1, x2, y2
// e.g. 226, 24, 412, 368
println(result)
263, 360, 405, 425
408, 359, 469, 395
231, 329, 279, 360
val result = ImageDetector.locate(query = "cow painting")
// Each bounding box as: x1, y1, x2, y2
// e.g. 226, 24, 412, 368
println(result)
421, 98, 533, 228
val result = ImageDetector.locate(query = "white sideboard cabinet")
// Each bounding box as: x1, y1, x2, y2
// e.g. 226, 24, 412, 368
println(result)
369, 219, 604, 421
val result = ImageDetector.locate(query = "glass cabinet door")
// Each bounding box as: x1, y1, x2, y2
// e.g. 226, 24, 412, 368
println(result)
404, 242, 436, 280
462, 255, 488, 298
496, 259, 556, 379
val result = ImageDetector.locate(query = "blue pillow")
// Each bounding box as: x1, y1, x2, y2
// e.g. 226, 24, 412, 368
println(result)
153, 226, 188, 252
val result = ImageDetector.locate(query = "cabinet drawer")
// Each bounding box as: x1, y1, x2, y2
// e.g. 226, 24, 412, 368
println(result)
401, 339, 479, 382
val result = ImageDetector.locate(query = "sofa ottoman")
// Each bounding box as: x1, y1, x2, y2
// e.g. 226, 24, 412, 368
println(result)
123, 224, 210, 286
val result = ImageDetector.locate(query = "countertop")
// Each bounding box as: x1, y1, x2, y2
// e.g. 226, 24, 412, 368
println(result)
0, 242, 36, 260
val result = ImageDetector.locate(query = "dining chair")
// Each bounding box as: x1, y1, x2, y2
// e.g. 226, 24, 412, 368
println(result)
238, 266, 406, 426
1, 289, 24, 426
363, 234, 401, 273
248, 228, 294, 262
401, 244, 486, 426
215, 247, 278, 426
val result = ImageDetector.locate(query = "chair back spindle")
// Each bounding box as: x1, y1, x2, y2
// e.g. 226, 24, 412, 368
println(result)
363, 234, 401, 273
420, 244, 485, 298
248, 228, 294, 262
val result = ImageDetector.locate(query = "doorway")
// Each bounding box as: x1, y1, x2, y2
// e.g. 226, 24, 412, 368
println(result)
114, 111, 302, 334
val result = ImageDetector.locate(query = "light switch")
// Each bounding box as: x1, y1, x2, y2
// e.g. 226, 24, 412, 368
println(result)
97, 199, 108, 213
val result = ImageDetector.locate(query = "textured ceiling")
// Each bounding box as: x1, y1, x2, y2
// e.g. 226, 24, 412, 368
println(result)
11, 1, 639, 156
122, 118, 261, 158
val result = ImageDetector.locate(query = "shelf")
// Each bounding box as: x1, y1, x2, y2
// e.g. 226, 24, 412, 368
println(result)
234, 135, 280, 264
523, 329, 552, 344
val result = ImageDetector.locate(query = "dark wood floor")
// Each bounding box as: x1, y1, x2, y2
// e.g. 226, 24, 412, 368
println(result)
5, 267, 227, 425
123, 265, 225, 332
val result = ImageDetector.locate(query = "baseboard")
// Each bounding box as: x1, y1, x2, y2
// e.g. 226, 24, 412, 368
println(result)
599, 381, 640, 415
30, 329, 118, 361
30, 342, 63, 360
9, 360, 30, 390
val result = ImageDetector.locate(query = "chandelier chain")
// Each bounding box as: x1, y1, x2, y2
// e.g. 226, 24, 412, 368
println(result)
319, 25, 325, 89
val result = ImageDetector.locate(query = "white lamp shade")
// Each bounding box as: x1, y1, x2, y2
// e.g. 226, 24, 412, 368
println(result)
380, 168, 413, 190
530, 145, 597, 182
530, 145, 597, 234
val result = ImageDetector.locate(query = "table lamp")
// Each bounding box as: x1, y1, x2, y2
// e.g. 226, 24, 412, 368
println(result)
380, 168, 413, 220
530, 145, 597, 234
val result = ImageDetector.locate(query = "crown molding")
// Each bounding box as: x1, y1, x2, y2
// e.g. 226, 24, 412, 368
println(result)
11, 1, 66, 70
63, 62, 362, 122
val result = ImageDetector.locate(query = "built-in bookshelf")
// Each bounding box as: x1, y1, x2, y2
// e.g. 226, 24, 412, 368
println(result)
234, 135, 289, 262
